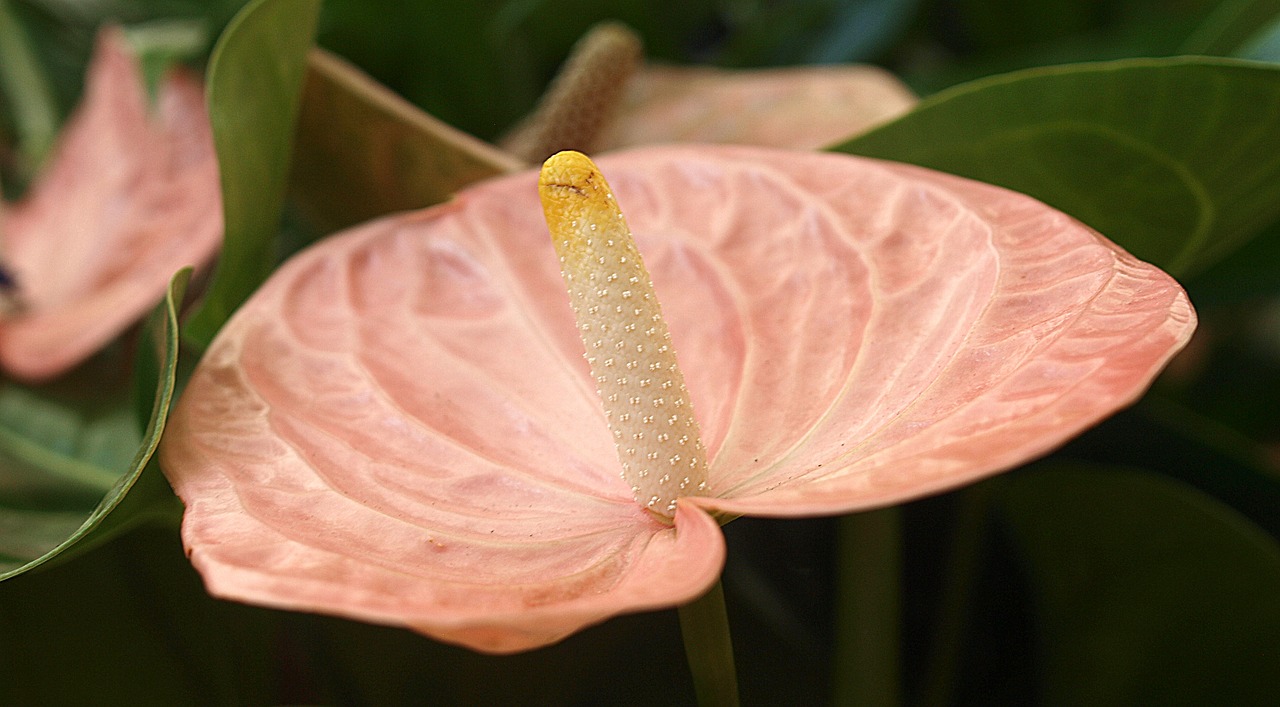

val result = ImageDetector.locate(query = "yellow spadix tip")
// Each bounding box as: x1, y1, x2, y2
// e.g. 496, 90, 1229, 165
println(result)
538, 151, 621, 244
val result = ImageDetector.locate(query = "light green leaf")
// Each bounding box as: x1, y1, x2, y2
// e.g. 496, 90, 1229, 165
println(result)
833, 58, 1280, 276
0, 0, 58, 172
122, 18, 210, 96
184, 0, 321, 347
0, 270, 189, 580
999, 465, 1280, 707
291, 48, 522, 232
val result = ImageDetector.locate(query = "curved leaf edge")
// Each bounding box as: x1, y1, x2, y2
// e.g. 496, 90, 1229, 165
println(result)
832, 55, 1280, 153
828, 55, 1280, 276
0, 269, 190, 581
184, 0, 322, 349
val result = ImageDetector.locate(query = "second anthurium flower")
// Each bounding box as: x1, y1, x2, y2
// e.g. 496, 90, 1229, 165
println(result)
159, 145, 1194, 653
0, 26, 221, 381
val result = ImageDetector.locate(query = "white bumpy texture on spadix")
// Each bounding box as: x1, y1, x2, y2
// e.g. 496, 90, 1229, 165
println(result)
539, 151, 708, 516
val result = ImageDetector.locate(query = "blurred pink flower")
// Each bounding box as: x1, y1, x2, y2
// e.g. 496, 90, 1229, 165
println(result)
160, 145, 1194, 653
601, 64, 916, 150
0, 26, 221, 381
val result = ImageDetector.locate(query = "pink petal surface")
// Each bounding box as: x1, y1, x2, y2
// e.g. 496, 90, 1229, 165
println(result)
0, 27, 221, 381
601, 64, 917, 150
160, 145, 1193, 652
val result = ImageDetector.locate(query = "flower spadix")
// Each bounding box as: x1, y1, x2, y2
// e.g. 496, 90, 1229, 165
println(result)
539, 151, 707, 516
160, 145, 1194, 653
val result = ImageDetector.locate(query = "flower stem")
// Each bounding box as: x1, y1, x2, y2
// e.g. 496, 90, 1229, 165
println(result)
678, 580, 740, 707
919, 484, 994, 707
833, 506, 903, 707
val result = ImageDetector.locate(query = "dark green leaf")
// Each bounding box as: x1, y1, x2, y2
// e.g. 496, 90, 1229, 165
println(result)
0, 528, 277, 706
948, 0, 1105, 53
1186, 219, 1280, 299
1236, 13, 1280, 61
0, 270, 189, 580
1181, 0, 1280, 55
710, 0, 917, 65
833, 58, 1280, 276
290, 48, 522, 232
184, 0, 321, 347
999, 465, 1280, 706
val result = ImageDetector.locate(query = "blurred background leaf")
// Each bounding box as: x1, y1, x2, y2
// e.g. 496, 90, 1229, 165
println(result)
0, 270, 187, 580
0, 527, 277, 706
997, 465, 1280, 706
290, 48, 522, 232
1181, 0, 1280, 55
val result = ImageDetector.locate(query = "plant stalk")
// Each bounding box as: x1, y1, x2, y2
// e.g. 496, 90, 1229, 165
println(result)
834, 506, 903, 707
679, 579, 740, 707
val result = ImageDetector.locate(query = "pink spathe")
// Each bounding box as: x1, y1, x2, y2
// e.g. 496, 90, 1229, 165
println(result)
0, 27, 221, 381
159, 145, 1194, 653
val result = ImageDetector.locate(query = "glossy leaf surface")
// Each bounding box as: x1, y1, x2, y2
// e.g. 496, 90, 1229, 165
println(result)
835, 58, 1280, 276
291, 49, 523, 232
184, 0, 320, 347
0, 27, 219, 381
160, 146, 1193, 652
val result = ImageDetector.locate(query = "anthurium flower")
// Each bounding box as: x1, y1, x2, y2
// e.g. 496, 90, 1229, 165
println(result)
600, 64, 917, 150
0, 26, 220, 381
498, 22, 917, 161
159, 145, 1194, 653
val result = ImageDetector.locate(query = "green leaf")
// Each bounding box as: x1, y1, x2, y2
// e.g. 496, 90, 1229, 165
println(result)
1186, 219, 1280, 299
290, 48, 522, 232
1181, 0, 1280, 55
184, 0, 321, 348
1236, 13, 1280, 62
0, 528, 277, 706
948, 0, 1104, 52
998, 465, 1280, 707
122, 18, 210, 97
0, 270, 189, 580
0, 0, 59, 172
833, 58, 1280, 276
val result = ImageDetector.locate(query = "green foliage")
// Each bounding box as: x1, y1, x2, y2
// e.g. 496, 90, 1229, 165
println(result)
0, 271, 189, 580
290, 49, 521, 231
4, 0, 1280, 704
0, 0, 58, 174
0, 528, 276, 706
999, 466, 1280, 706
1236, 13, 1280, 60
834, 58, 1280, 277
1182, 0, 1280, 54
184, 0, 320, 347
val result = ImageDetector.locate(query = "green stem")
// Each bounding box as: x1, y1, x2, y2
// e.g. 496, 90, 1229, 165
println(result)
0, 0, 59, 172
833, 506, 903, 707
678, 580, 740, 707
919, 484, 994, 707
